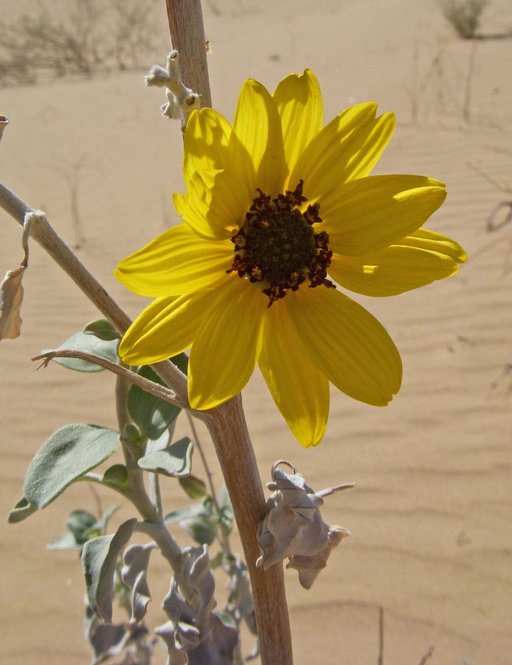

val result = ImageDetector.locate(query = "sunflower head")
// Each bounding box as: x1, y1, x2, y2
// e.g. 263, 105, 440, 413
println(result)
116, 69, 466, 447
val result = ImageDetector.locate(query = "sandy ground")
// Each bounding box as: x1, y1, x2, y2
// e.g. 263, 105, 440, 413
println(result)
1, 0, 512, 663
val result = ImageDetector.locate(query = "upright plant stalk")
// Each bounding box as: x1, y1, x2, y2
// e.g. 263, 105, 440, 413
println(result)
164, 0, 212, 108
201, 398, 294, 665
165, 2, 294, 663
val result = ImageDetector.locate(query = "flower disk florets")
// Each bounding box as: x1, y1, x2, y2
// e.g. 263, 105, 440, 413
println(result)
228, 180, 335, 306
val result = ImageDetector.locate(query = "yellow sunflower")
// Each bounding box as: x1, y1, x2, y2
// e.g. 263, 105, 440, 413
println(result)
116, 69, 466, 447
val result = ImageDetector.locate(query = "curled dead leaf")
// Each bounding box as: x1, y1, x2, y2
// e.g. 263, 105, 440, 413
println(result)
0, 210, 44, 341
257, 460, 352, 589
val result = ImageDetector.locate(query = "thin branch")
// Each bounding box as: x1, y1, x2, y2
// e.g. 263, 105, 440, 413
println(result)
32, 348, 187, 410
0, 181, 189, 407
378, 606, 384, 665
418, 645, 435, 665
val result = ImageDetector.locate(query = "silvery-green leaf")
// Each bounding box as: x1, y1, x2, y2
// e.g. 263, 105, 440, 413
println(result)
48, 507, 120, 551
164, 503, 208, 525
67, 509, 98, 542
46, 329, 119, 372
127, 365, 181, 440
82, 518, 137, 622
7, 496, 38, 523
83, 319, 121, 341
180, 514, 218, 546
23, 424, 120, 509
138, 437, 193, 477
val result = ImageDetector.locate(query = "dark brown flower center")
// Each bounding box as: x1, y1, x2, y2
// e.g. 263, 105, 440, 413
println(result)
227, 180, 335, 306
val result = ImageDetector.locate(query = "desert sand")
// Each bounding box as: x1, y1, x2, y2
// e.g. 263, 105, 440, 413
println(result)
1, 0, 511, 663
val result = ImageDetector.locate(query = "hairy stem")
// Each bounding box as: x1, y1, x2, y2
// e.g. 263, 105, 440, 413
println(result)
164, 0, 212, 107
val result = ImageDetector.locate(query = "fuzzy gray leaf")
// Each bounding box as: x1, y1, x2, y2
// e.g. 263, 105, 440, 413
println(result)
257, 463, 351, 588
7, 496, 38, 523
82, 519, 137, 622
138, 437, 193, 477
24, 424, 120, 509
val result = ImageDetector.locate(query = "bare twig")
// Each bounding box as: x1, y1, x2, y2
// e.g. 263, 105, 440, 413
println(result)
0, 181, 189, 407
418, 645, 435, 665
462, 40, 477, 124
378, 606, 384, 665
32, 348, 186, 410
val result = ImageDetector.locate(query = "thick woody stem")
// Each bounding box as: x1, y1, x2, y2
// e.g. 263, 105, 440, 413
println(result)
201, 396, 294, 665
165, 0, 212, 108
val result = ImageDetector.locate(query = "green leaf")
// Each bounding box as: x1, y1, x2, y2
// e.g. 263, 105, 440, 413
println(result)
48, 506, 120, 551
81, 519, 137, 622
97, 465, 130, 493
67, 509, 98, 542
138, 437, 193, 477
83, 319, 121, 341
164, 502, 208, 525
181, 514, 218, 546
7, 496, 38, 523
46, 329, 119, 372
24, 424, 120, 509
48, 509, 98, 550
127, 365, 181, 440
86, 466, 130, 498
170, 352, 188, 375
179, 474, 208, 499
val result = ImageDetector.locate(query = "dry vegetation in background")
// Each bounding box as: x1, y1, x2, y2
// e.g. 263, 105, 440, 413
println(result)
0, 0, 165, 86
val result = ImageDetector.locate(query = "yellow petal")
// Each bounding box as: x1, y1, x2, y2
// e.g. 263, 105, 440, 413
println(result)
320, 175, 447, 256
188, 278, 267, 409
174, 169, 250, 239
119, 287, 220, 365
183, 108, 232, 187
259, 296, 329, 447
330, 227, 466, 296
290, 103, 394, 199
289, 287, 402, 405
402, 227, 468, 262
232, 78, 286, 196
115, 224, 232, 297
273, 69, 323, 182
